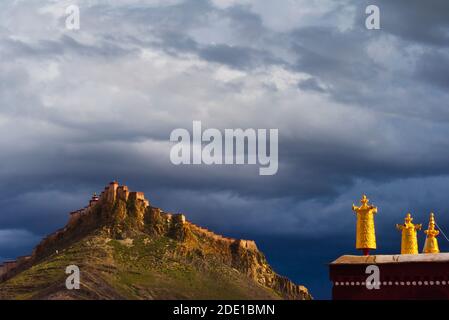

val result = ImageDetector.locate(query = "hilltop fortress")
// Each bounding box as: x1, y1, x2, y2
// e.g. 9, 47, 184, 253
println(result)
65, 181, 257, 251
0, 181, 307, 299
1, 182, 257, 276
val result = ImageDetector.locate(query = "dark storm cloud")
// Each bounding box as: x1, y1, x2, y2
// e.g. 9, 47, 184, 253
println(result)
290, 26, 383, 106
152, 31, 282, 70
1, 0, 448, 220
0, 229, 39, 260
286, 16, 449, 123
357, 0, 449, 47
415, 51, 449, 90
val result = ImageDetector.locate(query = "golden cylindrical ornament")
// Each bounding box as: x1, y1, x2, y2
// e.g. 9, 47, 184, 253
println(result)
396, 213, 421, 254
352, 195, 377, 251
423, 213, 440, 254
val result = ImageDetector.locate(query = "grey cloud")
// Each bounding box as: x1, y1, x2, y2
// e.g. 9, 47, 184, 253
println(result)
358, 0, 449, 47
297, 78, 326, 93
0, 229, 40, 248
416, 51, 449, 89
199, 43, 280, 69
2, 35, 135, 60
154, 31, 199, 53
225, 5, 266, 42
288, 25, 449, 123
0, 0, 449, 263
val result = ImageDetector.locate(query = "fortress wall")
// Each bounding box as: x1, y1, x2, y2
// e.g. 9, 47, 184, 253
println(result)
69, 209, 85, 221
3, 261, 18, 273
69, 183, 151, 220
17, 256, 31, 265
129, 192, 145, 201
102, 181, 119, 203
152, 207, 163, 216
117, 186, 129, 201
102, 186, 110, 203
68, 211, 81, 225
128, 191, 150, 209
234, 239, 258, 251
187, 222, 252, 247
109, 181, 119, 202
68, 183, 151, 226
173, 214, 186, 224
47, 233, 57, 243
129, 191, 145, 202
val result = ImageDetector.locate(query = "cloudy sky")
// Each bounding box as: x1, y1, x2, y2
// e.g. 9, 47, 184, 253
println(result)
1, 0, 449, 298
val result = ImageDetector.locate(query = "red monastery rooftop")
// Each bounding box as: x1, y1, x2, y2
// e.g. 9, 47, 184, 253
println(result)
330, 194, 449, 300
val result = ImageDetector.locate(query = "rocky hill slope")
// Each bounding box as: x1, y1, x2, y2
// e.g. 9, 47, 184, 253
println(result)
0, 182, 311, 300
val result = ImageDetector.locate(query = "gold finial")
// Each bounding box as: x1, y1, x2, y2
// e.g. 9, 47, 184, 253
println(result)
423, 212, 440, 254
360, 194, 369, 206
430, 213, 436, 226
405, 213, 412, 223
352, 194, 377, 255
396, 213, 422, 254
